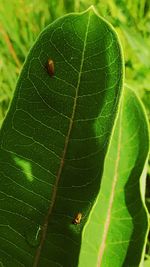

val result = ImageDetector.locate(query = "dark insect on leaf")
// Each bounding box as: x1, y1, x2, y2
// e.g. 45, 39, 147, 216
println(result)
72, 213, 82, 225
47, 59, 54, 76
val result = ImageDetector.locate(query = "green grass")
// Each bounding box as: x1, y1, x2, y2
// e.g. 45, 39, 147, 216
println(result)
0, 0, 150, 262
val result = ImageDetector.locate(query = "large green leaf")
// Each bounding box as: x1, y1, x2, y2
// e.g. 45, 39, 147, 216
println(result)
0, 6, 123, 266
79, 88, 149, 267
0, 8, 122, 267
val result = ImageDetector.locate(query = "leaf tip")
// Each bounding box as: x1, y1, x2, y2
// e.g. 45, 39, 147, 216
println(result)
85, 5, 98, 15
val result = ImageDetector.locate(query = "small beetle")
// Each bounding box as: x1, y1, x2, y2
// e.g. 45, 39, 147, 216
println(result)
47, 59, 54, 76
72, 212, 82, 225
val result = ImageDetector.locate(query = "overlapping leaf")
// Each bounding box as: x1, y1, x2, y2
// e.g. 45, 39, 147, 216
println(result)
79, 88, 149, 267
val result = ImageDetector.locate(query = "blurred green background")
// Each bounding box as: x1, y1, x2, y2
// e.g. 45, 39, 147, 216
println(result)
0, 0, 150, 261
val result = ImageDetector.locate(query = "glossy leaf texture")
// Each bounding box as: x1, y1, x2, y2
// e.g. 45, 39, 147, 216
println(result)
0, 7, 123, 267
79, 87, 149, 267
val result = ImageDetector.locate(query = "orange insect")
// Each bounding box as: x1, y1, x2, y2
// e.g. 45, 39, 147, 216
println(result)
72, 212, 82, 225
47, 59, 54, 76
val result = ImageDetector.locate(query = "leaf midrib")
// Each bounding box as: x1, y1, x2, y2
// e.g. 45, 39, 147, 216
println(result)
97, 104, 123, 267
33, 11, 92, 266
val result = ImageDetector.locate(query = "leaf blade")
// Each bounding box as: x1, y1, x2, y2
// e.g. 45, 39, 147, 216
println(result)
79, 87, 149, 267
0, 7, 123, 266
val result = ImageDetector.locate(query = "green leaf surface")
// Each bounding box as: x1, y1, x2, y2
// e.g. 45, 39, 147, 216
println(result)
0, 7, 123, 267
144, 258, 150, 267
79, 88, 149, 267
